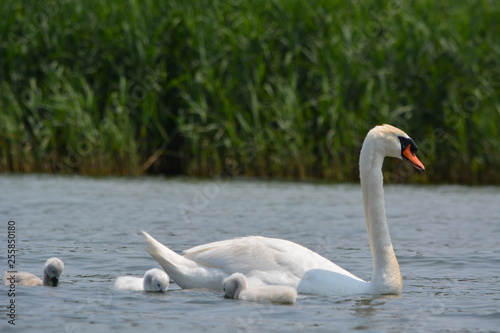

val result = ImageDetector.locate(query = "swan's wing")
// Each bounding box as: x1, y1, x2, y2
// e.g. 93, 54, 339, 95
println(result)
183, 236, 357, 284
183, 236, 282, 273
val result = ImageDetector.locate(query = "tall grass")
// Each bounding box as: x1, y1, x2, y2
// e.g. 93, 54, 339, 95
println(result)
1, 0, 499, 183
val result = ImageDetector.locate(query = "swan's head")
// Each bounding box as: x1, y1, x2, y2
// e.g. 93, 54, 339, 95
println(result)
222, 273, 248, 299
143, 268, 169, 292
44, 258, 64, 287
364, 124, 425, 171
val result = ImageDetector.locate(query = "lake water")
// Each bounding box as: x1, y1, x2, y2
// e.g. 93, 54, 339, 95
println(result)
1, 174, 499, 332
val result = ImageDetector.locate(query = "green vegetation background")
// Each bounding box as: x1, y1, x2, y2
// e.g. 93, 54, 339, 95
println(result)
1, 0, 499, 183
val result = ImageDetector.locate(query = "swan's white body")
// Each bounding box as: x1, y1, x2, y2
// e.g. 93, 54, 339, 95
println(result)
114, 268, 169, 292
144, 125, 425, 296
3, 257, 64, 287
223, 273, 297, 304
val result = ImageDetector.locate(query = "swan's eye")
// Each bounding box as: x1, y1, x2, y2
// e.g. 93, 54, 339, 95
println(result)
398, 136, 418, 154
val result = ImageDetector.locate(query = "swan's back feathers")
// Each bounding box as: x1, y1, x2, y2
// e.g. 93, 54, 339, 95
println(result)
184, 236, 362, 286
184, 236, 287, 272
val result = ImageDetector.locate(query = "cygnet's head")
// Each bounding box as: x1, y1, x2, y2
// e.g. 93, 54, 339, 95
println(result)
143, 268, 169, 292
363, 124, 425, 171
222, 273, 248, 299
43, 258, 64, 287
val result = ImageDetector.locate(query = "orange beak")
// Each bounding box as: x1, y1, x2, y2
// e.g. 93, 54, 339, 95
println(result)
402, 145, 425, 171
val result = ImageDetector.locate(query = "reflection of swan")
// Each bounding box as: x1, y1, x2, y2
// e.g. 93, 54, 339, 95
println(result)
3, 258, 64, 287
114, 268, 169, 292
223, 273, 297, 304
144, 125, 425, 295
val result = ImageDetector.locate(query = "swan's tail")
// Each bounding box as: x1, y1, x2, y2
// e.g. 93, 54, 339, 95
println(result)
142, 231, 226, 289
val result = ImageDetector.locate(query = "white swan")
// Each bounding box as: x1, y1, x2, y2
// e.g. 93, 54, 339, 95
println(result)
3, 257, 64, 287
143, 124, 425, 295
223, 273, 297, 304
114, 268, 169, 292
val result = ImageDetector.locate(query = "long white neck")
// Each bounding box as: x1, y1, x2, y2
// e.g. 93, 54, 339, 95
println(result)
359, 138, 402, 294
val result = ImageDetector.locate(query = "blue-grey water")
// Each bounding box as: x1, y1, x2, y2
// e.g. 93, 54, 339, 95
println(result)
0, 174, 499, 332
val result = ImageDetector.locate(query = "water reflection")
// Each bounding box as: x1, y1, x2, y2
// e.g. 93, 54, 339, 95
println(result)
351, 297, 387, 318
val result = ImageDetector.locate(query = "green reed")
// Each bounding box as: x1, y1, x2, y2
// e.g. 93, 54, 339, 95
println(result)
0, 0, 499, 183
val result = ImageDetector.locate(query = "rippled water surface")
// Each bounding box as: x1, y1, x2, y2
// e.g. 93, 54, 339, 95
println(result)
1, 174, 499, 332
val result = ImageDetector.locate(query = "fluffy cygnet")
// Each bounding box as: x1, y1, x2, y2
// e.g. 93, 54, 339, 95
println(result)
223, 273, 297, 304
3, 257, 64, 287
114, 268, 169, 292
